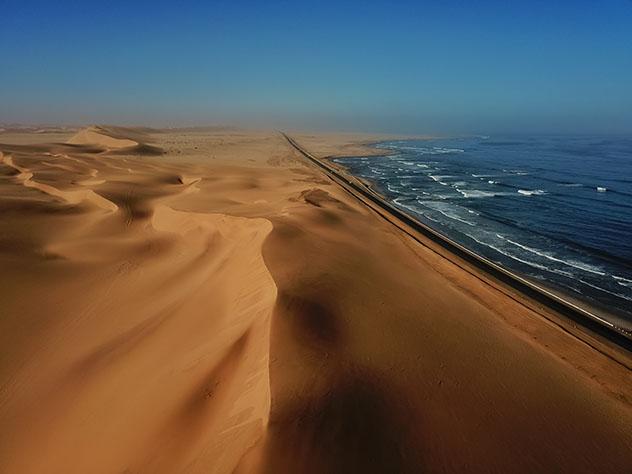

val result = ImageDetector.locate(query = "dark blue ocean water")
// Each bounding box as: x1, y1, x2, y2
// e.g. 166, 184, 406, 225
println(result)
334, 136, 632, 332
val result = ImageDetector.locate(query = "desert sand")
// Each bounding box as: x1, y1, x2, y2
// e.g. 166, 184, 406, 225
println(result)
0, 126, 631, 473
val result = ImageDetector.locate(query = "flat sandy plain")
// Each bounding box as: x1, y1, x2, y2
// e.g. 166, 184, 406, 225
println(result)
0, 126, 631, 473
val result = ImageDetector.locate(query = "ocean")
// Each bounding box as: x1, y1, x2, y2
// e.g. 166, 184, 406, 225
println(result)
333, 136, 632, 333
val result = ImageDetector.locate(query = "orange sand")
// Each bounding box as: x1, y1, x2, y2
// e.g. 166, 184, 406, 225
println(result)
0, 127, 630, 473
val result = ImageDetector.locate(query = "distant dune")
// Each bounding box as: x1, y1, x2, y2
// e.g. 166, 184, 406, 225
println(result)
67, 125, 164, 155
67, 125, 139, 148
0, 126, 631, 473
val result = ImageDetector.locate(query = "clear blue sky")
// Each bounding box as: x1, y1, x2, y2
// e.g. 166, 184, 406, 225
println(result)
2, 0, 631, 134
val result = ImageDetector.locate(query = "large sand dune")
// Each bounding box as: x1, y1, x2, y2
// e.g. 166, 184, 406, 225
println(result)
0, 127, 631, 473
67, 125, 165, 155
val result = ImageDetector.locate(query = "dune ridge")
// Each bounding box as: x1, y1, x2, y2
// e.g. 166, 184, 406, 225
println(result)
1, 152, 118, 212
67, 125, 165, 155
0, 127, 631, 473
0, 128, 275, 473
67, 125, 139, 149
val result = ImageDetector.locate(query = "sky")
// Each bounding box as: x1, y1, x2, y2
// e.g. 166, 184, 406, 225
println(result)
1, 0, 632, 135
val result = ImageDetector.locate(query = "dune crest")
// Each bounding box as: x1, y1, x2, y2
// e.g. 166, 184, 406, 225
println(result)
67, 125, 139, 149
1, 152, 117, 212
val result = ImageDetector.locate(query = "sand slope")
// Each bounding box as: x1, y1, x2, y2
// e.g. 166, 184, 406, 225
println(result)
0, 129, 273, 473
0, 127, 631, 473
67, 125, 139, 149
66, 125, 164, 155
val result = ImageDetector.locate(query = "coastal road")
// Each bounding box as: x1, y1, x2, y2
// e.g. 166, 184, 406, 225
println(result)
282, 133, 632, 357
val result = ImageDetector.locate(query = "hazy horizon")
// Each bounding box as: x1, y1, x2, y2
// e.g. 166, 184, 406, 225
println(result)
2, 0, 632, 135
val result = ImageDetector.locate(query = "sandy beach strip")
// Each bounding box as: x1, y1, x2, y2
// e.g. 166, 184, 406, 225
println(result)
0, 126, 631, 473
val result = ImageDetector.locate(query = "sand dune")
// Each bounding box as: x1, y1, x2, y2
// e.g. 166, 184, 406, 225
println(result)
0, 127, 631, 473
67, 125, 140, 149
1, 152, 118, 212
67, 125, 164, 155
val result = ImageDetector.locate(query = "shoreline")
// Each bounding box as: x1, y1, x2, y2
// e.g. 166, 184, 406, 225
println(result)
329, 155, 632, 333
324, 139, 632, 333
284, 134, 632, 359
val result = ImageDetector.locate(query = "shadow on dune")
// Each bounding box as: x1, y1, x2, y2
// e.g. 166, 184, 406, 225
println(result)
262, 368, 422, 474
276, 291, 343, 350
108, 143, 165, 156
259, 197, 424, 473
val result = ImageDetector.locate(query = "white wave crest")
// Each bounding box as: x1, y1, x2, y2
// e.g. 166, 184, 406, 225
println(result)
496, 234, 606, 276
418, 201, 477, 226
456, 188, 497, 198
517, 189, 547, 196
467, 235, 551, 271
614, 275, 632, 288
578, 279, 632, 302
